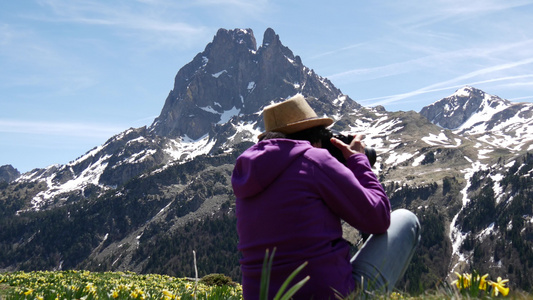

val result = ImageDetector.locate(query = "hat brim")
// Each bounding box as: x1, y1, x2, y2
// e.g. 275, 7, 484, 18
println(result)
258, 117, 334, 139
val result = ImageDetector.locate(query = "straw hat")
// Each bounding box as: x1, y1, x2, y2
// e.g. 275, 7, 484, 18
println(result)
259, 94, 334, 139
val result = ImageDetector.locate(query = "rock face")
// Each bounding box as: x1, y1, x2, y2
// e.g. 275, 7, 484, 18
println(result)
0, 165, 20, 183
150, 28, 355, 139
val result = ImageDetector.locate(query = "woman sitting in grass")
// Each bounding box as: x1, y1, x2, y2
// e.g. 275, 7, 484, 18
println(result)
232, 94, 420, 299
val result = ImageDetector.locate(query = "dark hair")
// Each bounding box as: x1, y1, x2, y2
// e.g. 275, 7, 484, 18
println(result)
287, 126, 330, 144
260, 126, 330, 144
259, 131, 287, 141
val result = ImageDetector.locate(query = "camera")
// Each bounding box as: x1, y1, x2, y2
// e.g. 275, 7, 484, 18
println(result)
322, 131, 377, 167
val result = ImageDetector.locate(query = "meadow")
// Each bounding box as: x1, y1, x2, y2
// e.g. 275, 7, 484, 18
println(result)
0, 268, 528, 299
0, 270, 241, 300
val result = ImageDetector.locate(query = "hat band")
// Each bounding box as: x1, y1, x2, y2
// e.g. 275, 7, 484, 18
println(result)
270, 116, 321, 130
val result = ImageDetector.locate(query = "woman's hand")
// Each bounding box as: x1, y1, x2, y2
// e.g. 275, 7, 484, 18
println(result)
330, 134, 365, 160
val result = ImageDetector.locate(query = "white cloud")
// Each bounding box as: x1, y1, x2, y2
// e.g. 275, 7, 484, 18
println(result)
359, 73, 533, 108
0, 119, 126, 138
31, 0, 211, 49
389, 0, 533, 29
31, 0, 270, 48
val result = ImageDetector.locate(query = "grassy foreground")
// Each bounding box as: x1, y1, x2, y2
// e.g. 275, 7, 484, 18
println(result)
1, 270, 532, 299
0, 270, 241, 299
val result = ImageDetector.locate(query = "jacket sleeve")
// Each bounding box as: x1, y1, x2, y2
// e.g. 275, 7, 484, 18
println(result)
307, 149, 391, 234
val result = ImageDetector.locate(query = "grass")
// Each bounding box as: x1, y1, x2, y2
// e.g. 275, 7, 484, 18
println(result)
1, 269, 531, 299
0, 270, 241, 299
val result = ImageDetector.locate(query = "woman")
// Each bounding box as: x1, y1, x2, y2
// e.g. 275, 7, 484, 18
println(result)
232, 94, 420, 299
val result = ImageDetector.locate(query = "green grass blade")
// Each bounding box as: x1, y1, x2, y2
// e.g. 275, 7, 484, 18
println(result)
278, 276, 310, 300
259, 248, 276, 300
273, 261, 308, 300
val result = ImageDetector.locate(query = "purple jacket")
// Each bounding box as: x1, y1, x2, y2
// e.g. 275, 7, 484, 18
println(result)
232, 139, 391, 299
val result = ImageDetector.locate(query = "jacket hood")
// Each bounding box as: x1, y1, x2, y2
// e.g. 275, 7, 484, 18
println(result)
232, 139, 313, 198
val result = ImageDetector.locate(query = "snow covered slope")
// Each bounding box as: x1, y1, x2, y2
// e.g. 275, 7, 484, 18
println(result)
421, 86, 533, 152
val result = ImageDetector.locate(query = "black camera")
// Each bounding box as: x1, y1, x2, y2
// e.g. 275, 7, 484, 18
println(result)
322, 131, 377, 167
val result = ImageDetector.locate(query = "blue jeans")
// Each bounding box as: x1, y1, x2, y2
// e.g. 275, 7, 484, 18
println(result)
351, 209, 421, 293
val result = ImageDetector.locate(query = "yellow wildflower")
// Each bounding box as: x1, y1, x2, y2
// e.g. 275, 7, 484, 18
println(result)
135, 288, 146, 300
477, 273, 489, 290
452, 272, 471, 289
390, 291, 403, 299
85, 282, 97, 294
162, 289, 173, 297
489, 277, 510, 297
23, 289, 34, 296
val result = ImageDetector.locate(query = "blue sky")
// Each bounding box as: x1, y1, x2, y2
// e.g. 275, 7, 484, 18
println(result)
2, 0, 533, 173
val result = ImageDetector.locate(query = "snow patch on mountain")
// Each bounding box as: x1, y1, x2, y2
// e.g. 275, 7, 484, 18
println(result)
164, 134, 216, 162
491, 173, 505, 204
219, 107, 240, 124
247, 81, 256, 92
198, 105, 240, 124
385, 152, 414, 165
455, 92, 508, 133
422, 132, 453, 146
412, 153, 425, 167
449, 160, 489, 270
212, 70, 227, 78
199, 106, 219, 114
225, 122, 262, 149
470, 105, 533, 151
117, 149, 157, 167
333, 95, 347, 107
22, 153, 112, 211
347, 115, 403, 151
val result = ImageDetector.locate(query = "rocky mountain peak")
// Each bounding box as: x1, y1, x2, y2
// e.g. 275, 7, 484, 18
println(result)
262, 27, 277, 46
150, 28, 353, 140
419, 86, 510, 129
149, 28, 259, 139
420, 86, 532, 152
0, 165, 20, 183
214, 28, 257, 51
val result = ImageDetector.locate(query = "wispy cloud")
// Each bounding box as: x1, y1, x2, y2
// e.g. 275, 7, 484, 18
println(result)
359, 71, 533, 107
327, 35, 533, 81
391, 0, 533, 29
32, 0, 270, 47
195, 0, 269, 13
32, 0, 211, 48
439, 0, 533, 16
0, 119, 127, 138
0, 17, 108, 89
309, 43, 368, 60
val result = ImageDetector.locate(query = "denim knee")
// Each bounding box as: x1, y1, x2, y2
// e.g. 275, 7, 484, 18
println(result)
391, 209, 421, 247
